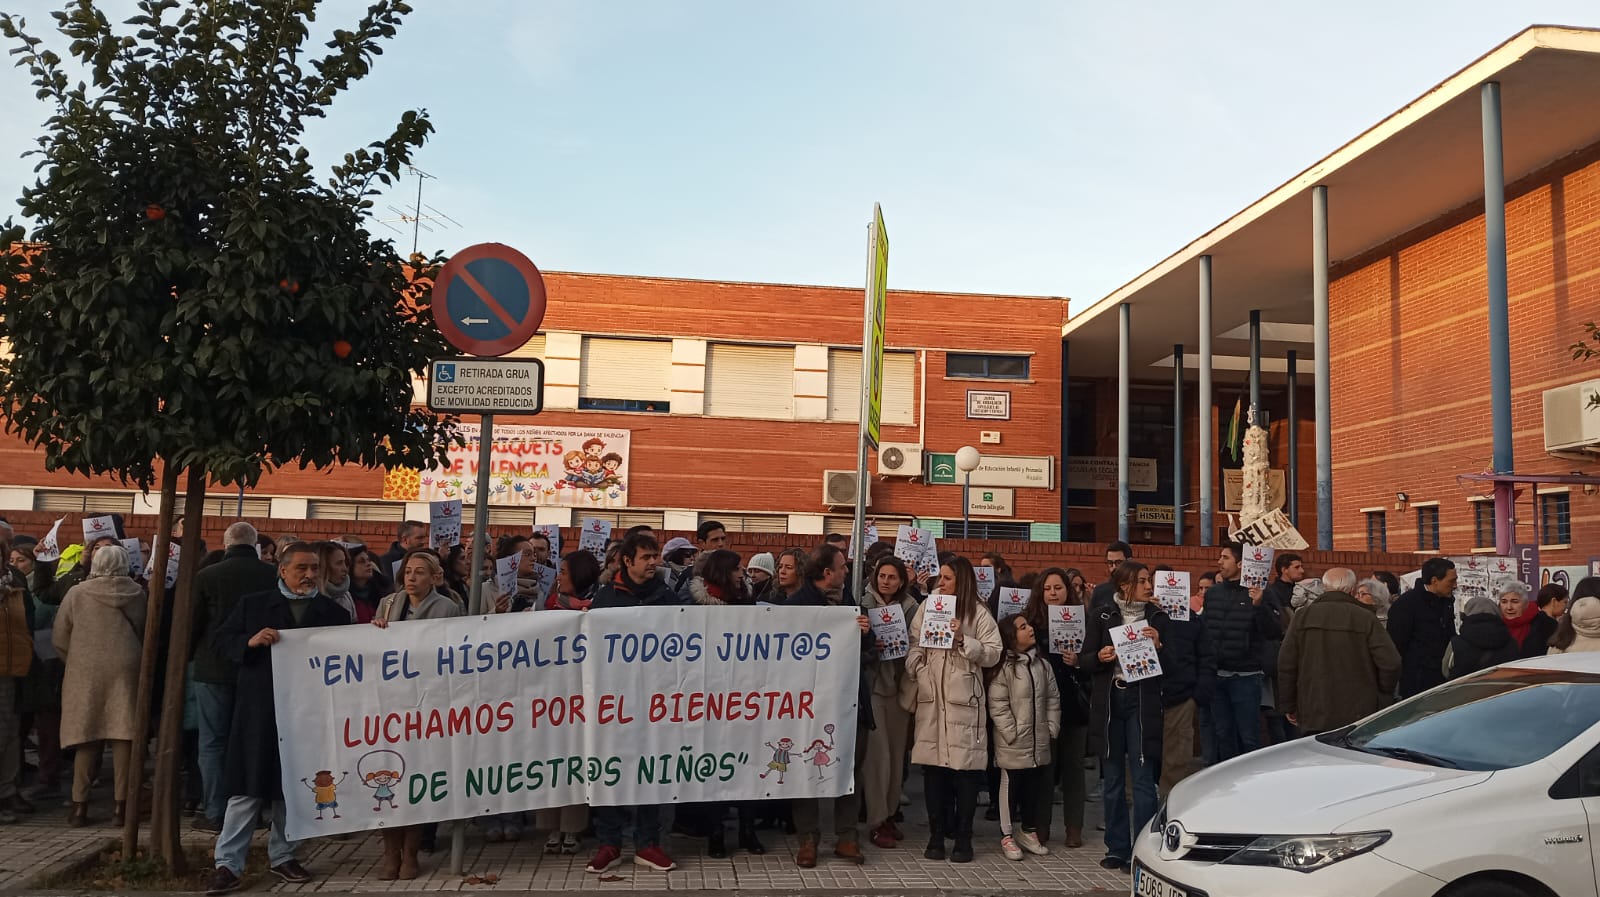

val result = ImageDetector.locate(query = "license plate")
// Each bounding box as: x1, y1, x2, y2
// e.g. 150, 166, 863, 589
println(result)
1132, 864, 1189, 897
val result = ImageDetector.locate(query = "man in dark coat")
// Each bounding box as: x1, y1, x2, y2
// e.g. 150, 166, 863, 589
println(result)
1203, 543, 1281, 761
1151, 567, 1215, 797
1278, 568, 1401, 735
1387, 557, 1458, 699
189, 522, 277, 830
586, 533, 679, 875
1089, 541, 1131, 612
378, 521, 428, 581
207, 543, 349, 895
1259, 553, 1303, 744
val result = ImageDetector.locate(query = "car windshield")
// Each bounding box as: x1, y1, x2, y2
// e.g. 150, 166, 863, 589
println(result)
1323, 667, 1600, 771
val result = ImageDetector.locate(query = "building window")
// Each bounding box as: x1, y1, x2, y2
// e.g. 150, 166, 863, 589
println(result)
941, 520, 1031, 541
1541, 492, 1572, 546
945, 353, 1029, 380
1365, 511, 1386, 552
1472, 500, 1494, 549
1416, 505, 1439, 552
705, 344, 795, 419
580, 337, 671, 412
828, 349, 916, 424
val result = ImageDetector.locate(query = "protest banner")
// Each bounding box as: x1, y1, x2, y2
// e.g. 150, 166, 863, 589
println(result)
1046, 605, 1084, 655
272, 606, 860, 841
1228, 508, 1308, 551
995, 587, 1029, 620
381, 424, 632, 509
429, 500, 462, 549
1152, 569, 1190, 621
33, 518, 64, 563
1113, 623, 1162, 683
868, 603, 909, 661
974, 566, 996, 601
1240, 545, 1275, 590
894, 525, 939, 580
917, 594, 955, 649
578, 519, 611, 564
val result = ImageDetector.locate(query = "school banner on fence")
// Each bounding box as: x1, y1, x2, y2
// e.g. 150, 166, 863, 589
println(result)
380, 424, 632, 508
272, 606, 859, 841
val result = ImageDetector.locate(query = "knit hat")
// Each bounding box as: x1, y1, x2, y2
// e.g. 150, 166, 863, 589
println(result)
1571, 596, 1600, 637
1463, 596, 1499, 617
748, 552, 777, 578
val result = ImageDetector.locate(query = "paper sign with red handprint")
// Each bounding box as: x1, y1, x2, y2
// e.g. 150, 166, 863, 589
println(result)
1152, 569, 1191, 621
870, 602, 910, 661
919, 594, 956, 650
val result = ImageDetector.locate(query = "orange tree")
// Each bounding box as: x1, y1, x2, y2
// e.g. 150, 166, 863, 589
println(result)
0, 0, 455, 870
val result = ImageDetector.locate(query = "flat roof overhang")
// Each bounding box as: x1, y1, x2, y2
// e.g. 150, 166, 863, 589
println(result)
1063, 26, 1600, 382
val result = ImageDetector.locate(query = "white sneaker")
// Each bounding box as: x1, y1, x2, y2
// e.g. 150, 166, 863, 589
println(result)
1000, 835, 1023, 861
1017, 830, 1050, 856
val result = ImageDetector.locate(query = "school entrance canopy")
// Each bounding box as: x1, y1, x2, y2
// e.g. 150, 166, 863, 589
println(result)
1058, 25, 1600, 551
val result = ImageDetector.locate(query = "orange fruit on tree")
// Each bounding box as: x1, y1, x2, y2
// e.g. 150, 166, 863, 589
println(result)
145, 203, 165, 221
333, 340, 353, 359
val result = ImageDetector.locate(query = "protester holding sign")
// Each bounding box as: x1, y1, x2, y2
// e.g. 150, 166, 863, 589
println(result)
1078, 561, 1167, 874
370, 551, 463, 881
1022, 568, 1091, 850
1149, 565, 1215, 797
861, 555, 918, 850
905, 556, 1002, 864
1203, 543, 1280, 762
207, 543, 350, 896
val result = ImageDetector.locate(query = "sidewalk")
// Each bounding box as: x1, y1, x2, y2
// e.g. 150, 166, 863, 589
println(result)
2, 788, 1129, 894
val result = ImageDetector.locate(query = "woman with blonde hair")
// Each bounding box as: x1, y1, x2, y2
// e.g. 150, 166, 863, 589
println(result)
55, 544, 144, 827
371, 550, 462, 879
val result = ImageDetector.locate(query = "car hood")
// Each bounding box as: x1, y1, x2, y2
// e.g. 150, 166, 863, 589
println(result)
1166, 739, 1491, 833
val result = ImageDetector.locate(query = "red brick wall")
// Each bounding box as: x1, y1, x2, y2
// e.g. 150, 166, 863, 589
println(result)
0, 509, 1422, 580
0, 274, 1068, 524
1329, 142, 1600, 557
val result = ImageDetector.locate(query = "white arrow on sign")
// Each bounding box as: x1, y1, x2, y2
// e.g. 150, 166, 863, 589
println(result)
460, 317, 489, 326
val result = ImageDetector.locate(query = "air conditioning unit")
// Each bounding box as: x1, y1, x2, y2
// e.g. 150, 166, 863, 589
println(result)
822, 470, 871, 507
877, 442, 924, 477
1543, 380, 1600, 453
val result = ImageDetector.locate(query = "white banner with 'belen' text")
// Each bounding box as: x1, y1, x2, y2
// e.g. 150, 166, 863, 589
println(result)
271, 606, 860, 841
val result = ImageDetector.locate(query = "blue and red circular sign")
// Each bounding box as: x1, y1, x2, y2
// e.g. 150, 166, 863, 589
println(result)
432, 243, 547, 357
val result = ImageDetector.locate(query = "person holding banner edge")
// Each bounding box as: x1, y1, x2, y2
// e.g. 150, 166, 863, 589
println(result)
206, 543, 350, 896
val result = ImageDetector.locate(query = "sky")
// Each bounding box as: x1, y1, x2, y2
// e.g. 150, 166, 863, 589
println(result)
2, 1, 1599, 305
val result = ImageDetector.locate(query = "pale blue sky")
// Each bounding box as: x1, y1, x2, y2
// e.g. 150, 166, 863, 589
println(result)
3, 1, 1598, 304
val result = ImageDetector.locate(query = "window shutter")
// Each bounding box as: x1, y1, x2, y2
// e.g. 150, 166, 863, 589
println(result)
581, 338, 671, 402
507, 334, 546, 359
828, 349, 914, 425
705, 344, 795, 418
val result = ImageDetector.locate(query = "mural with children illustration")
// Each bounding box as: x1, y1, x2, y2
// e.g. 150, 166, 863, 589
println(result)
381, 424, 632, 508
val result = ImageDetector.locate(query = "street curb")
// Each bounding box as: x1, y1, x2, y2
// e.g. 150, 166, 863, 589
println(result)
6, 836, 114, 893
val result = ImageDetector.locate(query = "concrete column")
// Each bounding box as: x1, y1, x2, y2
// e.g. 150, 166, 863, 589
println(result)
1060, 337, 1070, 541
1173, 344, 1185, 546
1198, 256, 1214, 546
1483, 81, 1515, 553
1313, 185, 1333, 550
1286, 349, 1299, 526
1118, 302, 1131, 544
1248, 309, 1262, 424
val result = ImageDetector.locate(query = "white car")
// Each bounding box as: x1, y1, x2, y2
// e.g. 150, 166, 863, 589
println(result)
1132, 652, 1600, 897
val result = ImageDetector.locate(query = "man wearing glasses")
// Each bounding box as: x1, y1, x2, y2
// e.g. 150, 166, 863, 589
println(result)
1090, 541, 1132, 611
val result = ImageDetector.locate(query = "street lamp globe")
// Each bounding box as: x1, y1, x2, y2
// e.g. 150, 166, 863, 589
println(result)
955, 446, 981, 472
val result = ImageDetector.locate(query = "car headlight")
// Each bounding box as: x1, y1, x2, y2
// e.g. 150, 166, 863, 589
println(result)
1150, 800, 1167, 834
1222, 831, 1390, 872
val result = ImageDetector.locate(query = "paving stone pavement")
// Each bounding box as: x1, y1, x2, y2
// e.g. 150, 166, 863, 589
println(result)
3, 777, 1132, 894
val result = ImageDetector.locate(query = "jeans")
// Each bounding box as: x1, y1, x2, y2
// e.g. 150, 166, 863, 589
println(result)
1101, 689, 1159, 862
1052, 724, 1089, 832
193, 682, 235, 821
214, 796, 297, 873
594, 804, 663, 850
1210, 673, 1262, 761
1196, 701, 1217, 766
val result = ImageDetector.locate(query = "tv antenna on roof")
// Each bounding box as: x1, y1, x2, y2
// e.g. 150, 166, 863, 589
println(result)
378, 166, 461, 255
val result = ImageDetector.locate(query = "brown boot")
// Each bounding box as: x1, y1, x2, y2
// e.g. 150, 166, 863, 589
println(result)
67, 803, 90, 828
795, 835, 817, 868
377, 829, 403, 881
833, 840, 865, 865
398, 827, 422, 880
1064, 825, 1084, 849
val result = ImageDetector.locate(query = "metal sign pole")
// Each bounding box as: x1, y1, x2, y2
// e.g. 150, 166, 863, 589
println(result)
849, 218, 877, 606
451, 412, 495, 875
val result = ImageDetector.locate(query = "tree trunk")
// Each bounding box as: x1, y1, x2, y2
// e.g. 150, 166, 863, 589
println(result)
122, 463, 179, 859
150, 465, 206, 873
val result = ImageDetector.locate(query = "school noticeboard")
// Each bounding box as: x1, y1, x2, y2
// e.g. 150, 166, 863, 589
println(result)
271, 606, 860, 841
381, 424, 631, 508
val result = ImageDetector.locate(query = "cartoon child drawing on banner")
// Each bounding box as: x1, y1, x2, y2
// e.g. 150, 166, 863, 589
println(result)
358, 750, 405, 811
802, 724, 839, 782
560, 451, 587, 488
760, 738, 794, 784
300, 770, 347, 820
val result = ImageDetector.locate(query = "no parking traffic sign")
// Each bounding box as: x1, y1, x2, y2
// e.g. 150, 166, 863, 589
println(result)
432, 243, 547, 357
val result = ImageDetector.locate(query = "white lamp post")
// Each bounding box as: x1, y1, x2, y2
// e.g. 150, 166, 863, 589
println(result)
955, 446, 982, 539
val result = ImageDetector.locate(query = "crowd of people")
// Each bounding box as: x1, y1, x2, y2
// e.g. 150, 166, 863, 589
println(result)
0, 515, 1595, 893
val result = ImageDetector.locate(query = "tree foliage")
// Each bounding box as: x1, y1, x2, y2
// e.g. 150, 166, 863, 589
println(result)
0, 0, 457, 489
